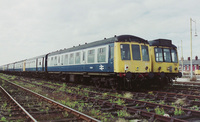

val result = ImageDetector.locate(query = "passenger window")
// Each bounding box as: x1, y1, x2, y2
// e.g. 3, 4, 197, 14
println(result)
88, 49, 95, 63
98, 47, 106, 62
163, 49, 171, 62
155, 48, 163, 62
120, 44, 130, 60
131, 45, 141, 60
54, 56, 57, 65
69, 53, 74, 64
61, 55, 63, 65
39, 61, 41, 66
141, 45, 149, 61
82, 51, 85, 62
171, 49, 178, 63
64, 54, 68, 65
75, 52, 81, 64
58, 56, 60, 64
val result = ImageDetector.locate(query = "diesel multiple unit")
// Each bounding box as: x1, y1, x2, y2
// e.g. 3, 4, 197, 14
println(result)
0, 35, 181, 89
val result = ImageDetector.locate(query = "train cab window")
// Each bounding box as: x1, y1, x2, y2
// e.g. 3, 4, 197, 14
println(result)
141, 45, 149, 61
155, 48, 163, 62
120, 44, 130, 60
163, 49, 171, 62
75, 52, 81, 64
98, 47, 106, 62
171, 49, 178, 63
131, 44, 141, 60
88, 49, 95, 63
69, 53, 74, 64
64, 54, 68, 65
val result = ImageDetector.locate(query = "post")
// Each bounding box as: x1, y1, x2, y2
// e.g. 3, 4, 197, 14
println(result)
181, 40, 183, 76
190, 18, 193, 79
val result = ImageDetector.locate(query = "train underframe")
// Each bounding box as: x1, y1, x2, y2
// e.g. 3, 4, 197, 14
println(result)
1, 71, 181, 90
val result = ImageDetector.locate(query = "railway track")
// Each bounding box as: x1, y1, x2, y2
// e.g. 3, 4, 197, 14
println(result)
2, 74, 200, 121
0, 78, 99, 122
5, 75, 200, 121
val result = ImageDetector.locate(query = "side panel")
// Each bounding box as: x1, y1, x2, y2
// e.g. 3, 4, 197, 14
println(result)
47, 44, 114, 73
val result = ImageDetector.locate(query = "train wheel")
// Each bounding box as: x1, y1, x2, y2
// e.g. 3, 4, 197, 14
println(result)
111, 80, 119, 90
95, 80, 101, 88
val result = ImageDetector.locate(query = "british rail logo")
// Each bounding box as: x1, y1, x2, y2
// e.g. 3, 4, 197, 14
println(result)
99, 65, 104, 71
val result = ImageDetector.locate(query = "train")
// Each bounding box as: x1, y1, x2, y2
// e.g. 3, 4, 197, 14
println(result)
0, 35, 182, 90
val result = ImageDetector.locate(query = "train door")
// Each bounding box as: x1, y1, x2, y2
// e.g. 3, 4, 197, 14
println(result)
45, 54, 48, 72
109, 44, 114, 71
23, 61, 26, 71
36, 58, 38, 71
42, 57, 44, 71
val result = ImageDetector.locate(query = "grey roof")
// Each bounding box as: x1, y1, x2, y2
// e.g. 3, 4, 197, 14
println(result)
149, 39, 177, 48
48, 35, 148, 56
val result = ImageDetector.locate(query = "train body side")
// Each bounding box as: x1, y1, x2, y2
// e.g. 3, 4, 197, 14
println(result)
46, 43, 114, 73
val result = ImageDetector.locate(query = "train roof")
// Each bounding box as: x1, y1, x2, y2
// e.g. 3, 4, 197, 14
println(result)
148, 39, 177, 48
48, 35, 148, 56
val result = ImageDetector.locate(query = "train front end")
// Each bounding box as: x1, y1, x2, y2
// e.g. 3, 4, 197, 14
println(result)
149, 39, 182, 86
113, 35, 152, 89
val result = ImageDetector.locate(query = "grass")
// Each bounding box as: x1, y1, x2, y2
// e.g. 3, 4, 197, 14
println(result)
174, 107, 185, 116
155, 107, 165, 115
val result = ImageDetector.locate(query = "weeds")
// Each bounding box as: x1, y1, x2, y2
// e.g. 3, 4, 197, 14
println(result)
155, 107, 165, 115
174, 107, 185, 116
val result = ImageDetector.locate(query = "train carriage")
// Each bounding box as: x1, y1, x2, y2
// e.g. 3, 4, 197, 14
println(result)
14, 60, 25, 72
149, 39, 182, 86
25, 55, 46, 72
46, 35, 153, 89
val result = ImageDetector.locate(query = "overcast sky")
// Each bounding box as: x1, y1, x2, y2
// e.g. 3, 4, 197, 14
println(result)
0, 0, 199, 65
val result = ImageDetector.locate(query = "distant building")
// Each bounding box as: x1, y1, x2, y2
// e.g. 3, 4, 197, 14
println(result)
179, 56, 200, 74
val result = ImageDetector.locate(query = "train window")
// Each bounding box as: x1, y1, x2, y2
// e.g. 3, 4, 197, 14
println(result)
98, 47, 106, 62
61, 55, 63, 65
141, 45, 149, 61
131, 45, 141, 60
54, 56, 57, 65
64, 54, 68, 65
88, 49, 95, 63
82, 51, 86, 62
75, 52, 81, 64
155, 48, 163, 62
163, 49, 171, 62
110, 46, 114, 59
120, 44, 130, 60
51, 57, 53, 66
69, 53, 74, 64
171, 49, 178, 63
58, 56, 60, 64
39, 61, 41, 66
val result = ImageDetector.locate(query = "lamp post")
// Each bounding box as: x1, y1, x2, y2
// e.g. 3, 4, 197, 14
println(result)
190, 18, 198, 80
181, 40, 183, 76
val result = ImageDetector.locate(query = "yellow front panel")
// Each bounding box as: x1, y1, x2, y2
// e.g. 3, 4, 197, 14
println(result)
149, 46, 179, 73
114, 42, 151, 73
